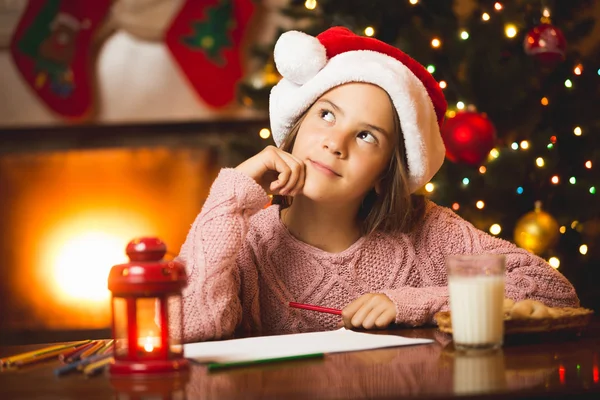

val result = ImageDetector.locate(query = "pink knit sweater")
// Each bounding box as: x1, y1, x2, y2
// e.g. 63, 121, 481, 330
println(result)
177, 169, 579, 342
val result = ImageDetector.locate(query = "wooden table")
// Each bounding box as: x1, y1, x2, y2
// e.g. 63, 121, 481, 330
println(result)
1, 319, 599, 400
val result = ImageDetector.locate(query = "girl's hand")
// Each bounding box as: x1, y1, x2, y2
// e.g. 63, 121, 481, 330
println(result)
235, 145, 305, 196
341, 293, 397, 330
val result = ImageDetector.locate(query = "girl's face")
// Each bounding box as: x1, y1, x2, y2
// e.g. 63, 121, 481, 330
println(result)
292, 83, 397, 204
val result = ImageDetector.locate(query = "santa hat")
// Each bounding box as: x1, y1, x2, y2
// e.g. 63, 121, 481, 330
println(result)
269, 27, 447, 193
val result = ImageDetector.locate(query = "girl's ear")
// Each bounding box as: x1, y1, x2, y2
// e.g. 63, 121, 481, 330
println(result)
374, 180, 382, 195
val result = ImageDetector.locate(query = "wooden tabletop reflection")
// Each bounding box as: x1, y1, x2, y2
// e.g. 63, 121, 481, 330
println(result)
1, 318, 599, 399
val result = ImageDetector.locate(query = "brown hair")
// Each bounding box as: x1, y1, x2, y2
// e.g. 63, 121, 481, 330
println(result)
272, 105, 426, 236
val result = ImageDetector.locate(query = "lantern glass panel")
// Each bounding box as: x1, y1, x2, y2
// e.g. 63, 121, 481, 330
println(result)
167, 294, 184, 356
136, 297, 163, 359
112, 297, 129, 358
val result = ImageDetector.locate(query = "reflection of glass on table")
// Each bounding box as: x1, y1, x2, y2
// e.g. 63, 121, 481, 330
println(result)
453, 349, 507, 395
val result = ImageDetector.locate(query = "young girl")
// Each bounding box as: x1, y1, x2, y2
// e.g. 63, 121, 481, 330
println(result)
175, 27, 579, 342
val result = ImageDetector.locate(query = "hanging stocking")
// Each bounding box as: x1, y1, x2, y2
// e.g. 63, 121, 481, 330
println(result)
10, 0, 111, 120
165, 0, 255, 108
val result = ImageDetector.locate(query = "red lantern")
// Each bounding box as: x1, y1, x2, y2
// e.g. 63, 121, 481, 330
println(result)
108, 237, 188, 375
523, 23, 567, 65
441, 111, 496, 166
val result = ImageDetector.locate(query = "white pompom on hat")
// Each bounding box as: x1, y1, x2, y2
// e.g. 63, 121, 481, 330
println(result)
269, 27, 448, 193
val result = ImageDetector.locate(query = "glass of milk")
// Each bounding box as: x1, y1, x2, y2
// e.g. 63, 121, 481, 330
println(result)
446, 254, 506, 351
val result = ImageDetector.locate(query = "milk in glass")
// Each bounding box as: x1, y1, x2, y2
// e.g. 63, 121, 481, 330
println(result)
448, 275, 505, 348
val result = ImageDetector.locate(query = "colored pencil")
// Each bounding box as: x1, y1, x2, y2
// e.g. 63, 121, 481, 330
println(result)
15, 346, 84, 367
62, 341, 98, 363
207, 352, 325, 371
58, 341, 97, 363
79, 340, 106, 359
54, 352, 112, 377
83, 356, 114, 376
289, 302, 342, 315
1, 340, 91, 367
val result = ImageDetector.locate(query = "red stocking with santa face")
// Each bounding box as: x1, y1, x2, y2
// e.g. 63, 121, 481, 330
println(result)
10, 0, 111, 120
165, 0, 255, 108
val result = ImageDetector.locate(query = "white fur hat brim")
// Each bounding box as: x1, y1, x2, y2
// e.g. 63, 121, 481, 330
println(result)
269, 49, 445, 194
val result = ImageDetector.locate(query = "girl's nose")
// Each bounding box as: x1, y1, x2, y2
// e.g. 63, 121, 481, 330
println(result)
322, 129, 349, 158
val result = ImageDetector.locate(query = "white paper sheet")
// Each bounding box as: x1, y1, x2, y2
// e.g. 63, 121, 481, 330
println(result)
184, 328, 433, 364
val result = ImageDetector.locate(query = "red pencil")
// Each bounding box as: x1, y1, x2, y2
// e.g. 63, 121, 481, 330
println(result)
289, 302, 342, 315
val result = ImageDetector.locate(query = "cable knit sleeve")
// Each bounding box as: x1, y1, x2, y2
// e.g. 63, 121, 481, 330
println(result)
382, 202, 580, 327
175, 168, 269, 342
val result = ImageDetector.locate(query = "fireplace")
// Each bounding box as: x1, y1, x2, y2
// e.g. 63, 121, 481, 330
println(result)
0, 120, 268, 345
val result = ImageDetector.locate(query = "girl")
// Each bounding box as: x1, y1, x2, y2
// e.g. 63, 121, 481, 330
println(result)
175, 27, 579, 342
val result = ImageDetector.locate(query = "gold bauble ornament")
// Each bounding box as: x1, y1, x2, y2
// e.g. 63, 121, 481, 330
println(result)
513, 201, 559, 255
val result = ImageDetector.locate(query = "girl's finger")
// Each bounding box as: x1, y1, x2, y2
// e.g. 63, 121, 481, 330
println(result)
341, 295, 370, 329
350, 300, 377, 328
277, 152, 304, 195
374, 308, 396, 329
361, 304, 388, 330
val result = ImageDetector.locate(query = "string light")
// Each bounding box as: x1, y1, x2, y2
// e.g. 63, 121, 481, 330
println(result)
597, 68, 600, 76
462, 178, 470, 185
456, 101, 465, 110
569, 177, 577, 184
547, 143, 554, 149
460, 30, 469, 40
494, 2, 503, 11
550, 136, 557, 144
511, 142, 519, 150
364, 26, 375, 36
489, 148, 500, 159
536, 157, 545, 167
304, 0, 317, 10
574, 126, 582, 136
571, 221, 579, 229
439, 80, 447, 89
574, 64, 583, 75
541, 97, 549, 106
516, 187, 524, 194
409, 0, 419, 5
479, 166, 487, 174
560, 226, 567, 234
476, 200, 485, 209
551, 175, 560, 184
542, 8, 551, 18
431, 38, 441, 48
427, 65, 435, 73
520, 141, 529, 150
489, 224, 502, 235
259, 128, 271, 139
425, 182, 435, 192
585, 160, 592, 169
580, 245, 588, 255
446, 110, 455, 118
591, 186, 597, 194
482, 12, 490, 21
549, 257, 560, 269
504, 24, 518, 38
452, 203, 460, 211
565, 79, 573, 88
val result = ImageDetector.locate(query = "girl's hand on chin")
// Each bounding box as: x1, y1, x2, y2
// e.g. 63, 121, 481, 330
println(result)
235, 145, 306, 196
340, 293, 396, 330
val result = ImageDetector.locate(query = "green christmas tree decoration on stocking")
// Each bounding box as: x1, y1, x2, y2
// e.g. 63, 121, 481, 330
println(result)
166, 0, 255, 108
10, 0, 111, 119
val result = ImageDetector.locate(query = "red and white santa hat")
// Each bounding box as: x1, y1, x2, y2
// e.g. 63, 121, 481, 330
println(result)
269, 27, 448, 193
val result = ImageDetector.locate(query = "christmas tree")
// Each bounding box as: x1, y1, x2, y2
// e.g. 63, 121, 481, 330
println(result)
239, 0, 600, 310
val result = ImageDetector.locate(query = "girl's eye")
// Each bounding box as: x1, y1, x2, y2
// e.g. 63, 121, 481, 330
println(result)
358, 131, 377, 144
320, 109, 335, 123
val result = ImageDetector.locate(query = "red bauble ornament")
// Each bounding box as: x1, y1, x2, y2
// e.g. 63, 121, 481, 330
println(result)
441, 111, 496, 166
523, 23, 567, 65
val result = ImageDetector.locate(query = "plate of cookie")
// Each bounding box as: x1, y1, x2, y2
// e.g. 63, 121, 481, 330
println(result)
435, 299, 594, 335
